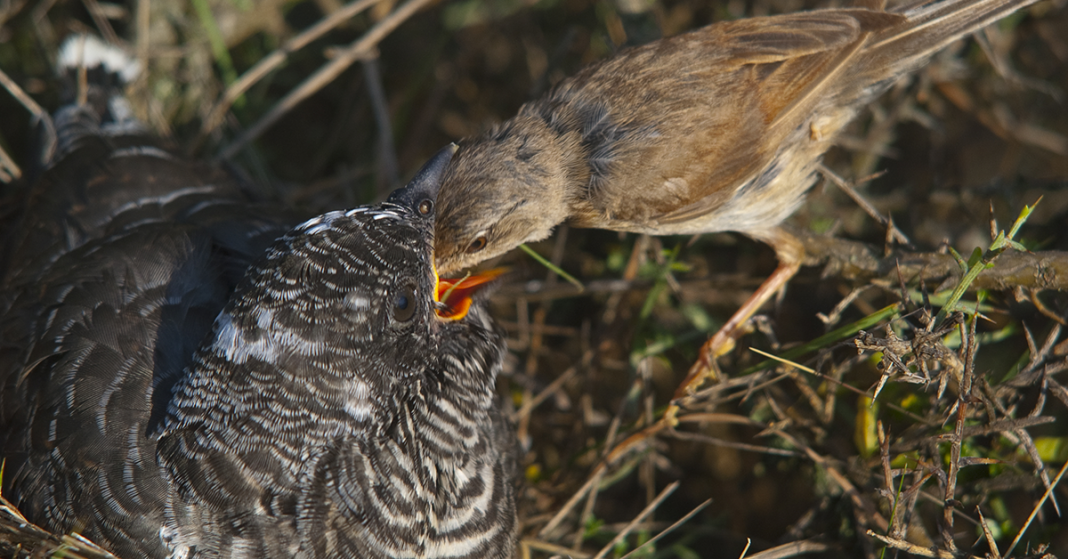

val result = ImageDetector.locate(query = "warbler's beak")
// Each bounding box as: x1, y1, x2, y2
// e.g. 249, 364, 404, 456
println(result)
434, 268, 506, 320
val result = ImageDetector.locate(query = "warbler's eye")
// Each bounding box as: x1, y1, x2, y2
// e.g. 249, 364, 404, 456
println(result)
467, 236, 487, 253
392, 284, 417, 322
417, 199, 433, 216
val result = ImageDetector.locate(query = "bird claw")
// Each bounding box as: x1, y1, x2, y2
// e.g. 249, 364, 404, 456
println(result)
674, 330, 732, 401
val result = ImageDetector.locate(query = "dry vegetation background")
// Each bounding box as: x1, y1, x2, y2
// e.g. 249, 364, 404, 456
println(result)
2, 0, 1068, 557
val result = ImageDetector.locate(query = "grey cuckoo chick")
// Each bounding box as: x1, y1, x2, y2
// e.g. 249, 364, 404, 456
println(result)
0, 36, 517, 559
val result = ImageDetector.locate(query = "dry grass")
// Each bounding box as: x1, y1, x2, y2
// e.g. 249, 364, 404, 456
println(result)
2, 0, 1068, 557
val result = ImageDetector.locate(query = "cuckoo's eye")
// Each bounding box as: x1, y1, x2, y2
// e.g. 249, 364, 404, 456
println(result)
467, 236, 487, 254
391, 284, 417, 322
417, 199, 433, 216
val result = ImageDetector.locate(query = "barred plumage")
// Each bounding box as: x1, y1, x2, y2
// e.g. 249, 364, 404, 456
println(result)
0, 36, 517, 559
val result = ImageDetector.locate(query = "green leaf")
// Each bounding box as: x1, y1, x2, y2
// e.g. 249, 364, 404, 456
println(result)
741, 303, 901, 375
192, 0, 240, 91
519, 243, 584, 291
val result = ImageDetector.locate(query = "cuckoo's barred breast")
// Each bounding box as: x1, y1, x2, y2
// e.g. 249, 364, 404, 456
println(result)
0, 36, 517, 559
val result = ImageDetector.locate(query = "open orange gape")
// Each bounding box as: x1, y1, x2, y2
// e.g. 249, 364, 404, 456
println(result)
434, 268, 506, 320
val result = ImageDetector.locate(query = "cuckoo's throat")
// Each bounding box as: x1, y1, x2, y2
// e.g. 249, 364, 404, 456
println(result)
435, 268, 506, 320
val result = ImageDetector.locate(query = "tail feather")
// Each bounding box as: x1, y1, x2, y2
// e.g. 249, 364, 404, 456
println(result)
2, 34, 277, 289
869, 0, 1039, 70
51, 34, 145, 164
57, 34, 141, 83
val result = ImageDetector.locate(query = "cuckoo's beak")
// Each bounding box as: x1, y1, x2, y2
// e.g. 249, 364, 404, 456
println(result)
434, 268, 506, 321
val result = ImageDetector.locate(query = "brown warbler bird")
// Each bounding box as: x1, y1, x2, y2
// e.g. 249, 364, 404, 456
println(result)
433, 0, 1041, 396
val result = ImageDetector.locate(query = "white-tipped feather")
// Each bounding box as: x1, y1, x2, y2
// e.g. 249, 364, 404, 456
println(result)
58, 34, 141, 82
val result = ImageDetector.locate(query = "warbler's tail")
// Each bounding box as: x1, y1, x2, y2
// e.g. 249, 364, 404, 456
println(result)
864, 0, 1038, 76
